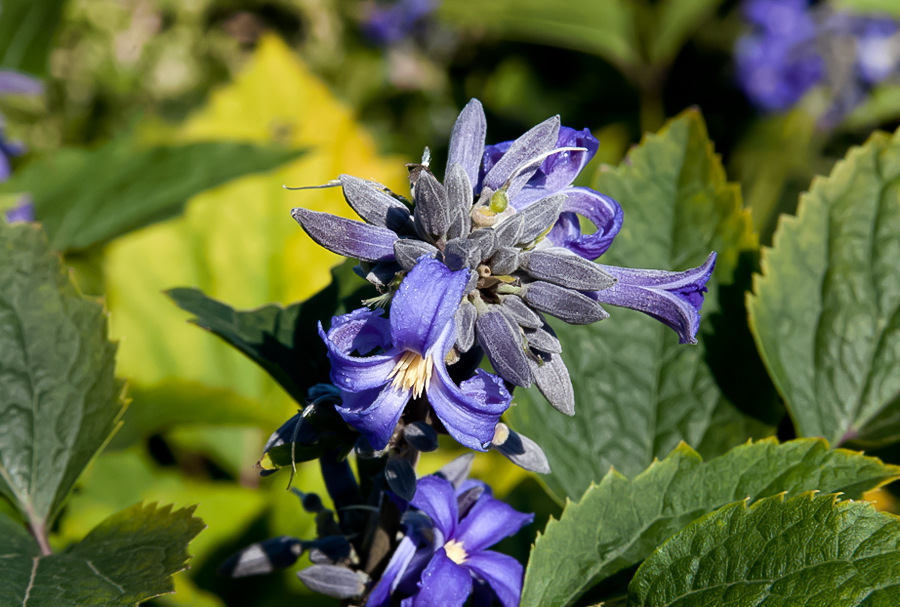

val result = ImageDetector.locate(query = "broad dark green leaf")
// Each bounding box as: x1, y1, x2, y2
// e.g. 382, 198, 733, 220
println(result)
0, 502, 204, 606
439, 0, 640, 69
0, 0, 65, 76
166, 261, 375, 405
748, 128, 900, 446
629, 492, 900, 606
507, 110, 769, 500
0, 222, 125, 532
0, 140, 304, 252
107, 380, 284, 450
521, 438, 900, 607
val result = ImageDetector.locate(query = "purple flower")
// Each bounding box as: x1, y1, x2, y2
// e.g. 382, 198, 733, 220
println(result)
363, 0, 437, 45
590, 253, 717, 344
320, 257, 511, 451
368, 475, 532, 607
4, 199, 34, 223
480, 125, 623, 261
735, 0, 825, 112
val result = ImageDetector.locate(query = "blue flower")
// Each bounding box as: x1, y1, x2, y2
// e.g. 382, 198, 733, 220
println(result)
367, 475, 532, 607
363, 0, 437, 45
320, 257, 511, 451
589, 253, 717, 345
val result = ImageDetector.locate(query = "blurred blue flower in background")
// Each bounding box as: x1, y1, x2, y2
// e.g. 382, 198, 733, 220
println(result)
0, 70, 41, 224
363, 0, 438, 45
735, 0, 900, 122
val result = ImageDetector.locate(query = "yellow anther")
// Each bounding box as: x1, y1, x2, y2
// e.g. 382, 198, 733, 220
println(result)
387, 351, 434, 398
443, 539, 468, 564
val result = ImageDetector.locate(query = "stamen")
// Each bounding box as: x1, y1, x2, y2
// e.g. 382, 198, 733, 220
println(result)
387, 351, 434, 398
282, 180, 342, 191
443, 539, 468, 564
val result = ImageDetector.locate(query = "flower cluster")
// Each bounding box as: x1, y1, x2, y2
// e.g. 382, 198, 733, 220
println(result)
735, 0, 900, 121
0, 70, 41, 224
236, 99, 716, 607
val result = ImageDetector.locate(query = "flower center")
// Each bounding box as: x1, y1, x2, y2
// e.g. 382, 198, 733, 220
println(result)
443, 539, 468, 565
387, 350, 434, 398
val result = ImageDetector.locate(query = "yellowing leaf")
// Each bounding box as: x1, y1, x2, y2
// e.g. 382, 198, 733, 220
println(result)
103, 36, 408, 457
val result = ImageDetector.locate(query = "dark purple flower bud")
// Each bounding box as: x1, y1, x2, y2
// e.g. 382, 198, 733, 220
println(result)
493, 213, 525, 247
499, 295, 542, 329
591, 252, 717, 344
394, 239, 439, 271
219, 536, 304, 577
523, 281, 609, 325
528, 350, 575, 416
404, 421, 439, 452
476, 308, 532, 387
443, 237, 482, 270
520, 248, 615, 291
386, 456, 418, 501
433, 453, 475, 489
446, 99, 487, 187
455, 300, 477, 351
490, 423, 551, 473
524, 325, 561, 354
488, 247, 519, 275
467, 227, 498, 260
515, 193, 566, 243
445, 162, 474, 239
339, 174, 414, 233
412, 171, 450, 242
292, 207, 398, 262
297, 564, 368, 599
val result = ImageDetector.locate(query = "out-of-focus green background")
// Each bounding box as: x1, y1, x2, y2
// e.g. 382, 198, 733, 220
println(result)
3, 0, 900, 605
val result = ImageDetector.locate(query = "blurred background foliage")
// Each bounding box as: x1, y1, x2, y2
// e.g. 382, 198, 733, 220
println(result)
2, 0, 900, 604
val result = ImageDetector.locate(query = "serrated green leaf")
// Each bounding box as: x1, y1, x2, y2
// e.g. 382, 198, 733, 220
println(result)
507, 109, 767, 500
629, 492, 900, 606
521, 438, 900, 607
166, 261, 374, 406
439, 0, 639, 69
0, 222, 125, 533
748, 127, 900, 446
0, 140, 304, 252
0, 0, 65, 76
0, 502, 204, 607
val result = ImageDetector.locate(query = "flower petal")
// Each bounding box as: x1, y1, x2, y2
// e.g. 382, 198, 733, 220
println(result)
390, 257, 471, 353
455, 495, 533, 553
411, 476, 459, 542
320, 310, 399, 392
430, 363, 512, 451
409, 550, 472, 607
592, 252, 717, 344
0, 70, 43, 95
446, 99, 487, 187
510, 127, 599, 207
547, 187, 623, 260
464, 551, 525, 607
292, 207, 398, 262
482, 116, 560, 196
336, 384, 411, 450
365, 536, 418, 607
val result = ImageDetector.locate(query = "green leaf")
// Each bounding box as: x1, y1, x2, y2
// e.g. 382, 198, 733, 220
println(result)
647, 0, 723, 65
166, 261, 374, 406
628, 492, 900, 606
521, 438, 900, 607
0, 502, 204, 606
748, 127, 900, 446
507, 109, 766, 500
833, 0, 900, 18
0, 0, 65, 76
107, 380, 284, 450
0, 140, 304, 252
439, 0, 640, 69
0, 222, 125, 535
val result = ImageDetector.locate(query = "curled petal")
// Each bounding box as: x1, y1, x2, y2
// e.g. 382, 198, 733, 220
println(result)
591, 252, 717, 344
429, 327, 512, 449
319, 310, 398, 392
336, 384, 411, 450
446, 99, 487, 187
482, 116, 560, 196
547, 187, 623, 260
411, 476, 459, 543
464, 551, 525, 607
508, 127, 600, 208
408, 550, 472, 607
292, 208, 398, 262
391, 257, 470, 353
365, 536, 418, 607
455, 495, 534, 553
